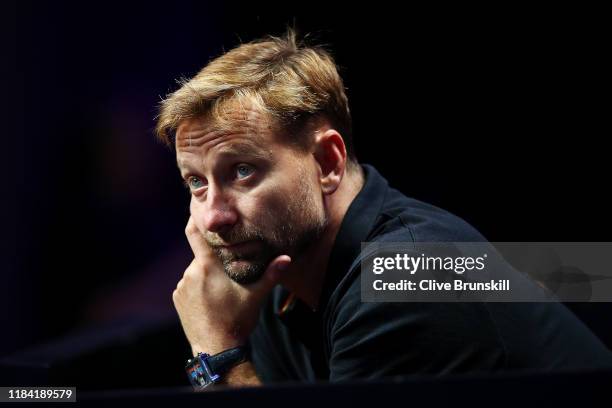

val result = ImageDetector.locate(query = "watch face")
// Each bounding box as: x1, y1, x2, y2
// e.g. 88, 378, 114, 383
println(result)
187, 359, 207, 386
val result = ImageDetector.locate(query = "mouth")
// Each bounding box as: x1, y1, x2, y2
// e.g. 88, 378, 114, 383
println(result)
220, 240, 258, 251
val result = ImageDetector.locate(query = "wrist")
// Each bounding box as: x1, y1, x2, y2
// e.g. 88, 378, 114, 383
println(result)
191, 336, 244, 356
185, 345, 251, 390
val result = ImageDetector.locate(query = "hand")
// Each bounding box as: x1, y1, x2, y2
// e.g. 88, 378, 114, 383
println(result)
172, 216, 291, 355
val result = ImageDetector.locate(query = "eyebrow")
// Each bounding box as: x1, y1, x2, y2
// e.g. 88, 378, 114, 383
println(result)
177, 142, 272, 176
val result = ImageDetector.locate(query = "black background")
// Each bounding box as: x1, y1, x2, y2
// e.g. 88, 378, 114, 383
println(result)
4, 1, 610, 359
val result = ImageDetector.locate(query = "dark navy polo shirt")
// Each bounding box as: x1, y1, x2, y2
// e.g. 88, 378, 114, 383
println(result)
249, 164, 612, 383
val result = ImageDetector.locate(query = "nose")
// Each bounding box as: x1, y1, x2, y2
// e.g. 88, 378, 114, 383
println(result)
192, 185, 238, 234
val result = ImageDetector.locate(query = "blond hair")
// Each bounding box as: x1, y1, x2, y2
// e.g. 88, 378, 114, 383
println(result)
155, 30, 357, 167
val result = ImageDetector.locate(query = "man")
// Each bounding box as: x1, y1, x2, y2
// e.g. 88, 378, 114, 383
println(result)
156, 31, 612, 387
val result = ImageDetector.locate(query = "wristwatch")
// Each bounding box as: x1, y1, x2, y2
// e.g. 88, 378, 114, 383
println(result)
185, 345, 250, 390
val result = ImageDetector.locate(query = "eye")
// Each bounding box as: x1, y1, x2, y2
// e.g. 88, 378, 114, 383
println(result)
236, 164, 255, 180
186, 176, 205, 190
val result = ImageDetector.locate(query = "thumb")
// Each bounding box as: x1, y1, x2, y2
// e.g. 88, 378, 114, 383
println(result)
251, 255, 292, 296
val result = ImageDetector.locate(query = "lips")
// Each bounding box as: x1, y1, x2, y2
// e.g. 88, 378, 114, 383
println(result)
221, 240, 257, 251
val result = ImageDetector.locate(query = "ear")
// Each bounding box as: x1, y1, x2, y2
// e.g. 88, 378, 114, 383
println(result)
312, 129, 347, 195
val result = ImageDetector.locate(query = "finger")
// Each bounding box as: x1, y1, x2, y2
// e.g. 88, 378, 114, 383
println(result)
248, 255, 292, 297
185, 216, 214, 262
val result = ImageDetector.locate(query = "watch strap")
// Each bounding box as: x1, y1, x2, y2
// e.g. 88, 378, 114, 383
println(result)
207, 345, 249, 375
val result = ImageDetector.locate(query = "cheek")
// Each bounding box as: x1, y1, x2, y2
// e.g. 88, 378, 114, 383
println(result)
237, 162, 313, 224
234, 188, 272, 221
237, 185, 292, 224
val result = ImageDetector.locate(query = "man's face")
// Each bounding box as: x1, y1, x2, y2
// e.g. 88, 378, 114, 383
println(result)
175, 108, 328, 284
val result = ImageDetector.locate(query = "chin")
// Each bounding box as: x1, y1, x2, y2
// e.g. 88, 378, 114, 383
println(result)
225, 260, 266, 285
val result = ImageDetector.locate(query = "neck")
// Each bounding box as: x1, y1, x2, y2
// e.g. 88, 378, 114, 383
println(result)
278, 165, 365, 311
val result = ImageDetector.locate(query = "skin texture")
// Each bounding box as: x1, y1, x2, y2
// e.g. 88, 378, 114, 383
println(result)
172, 105, 364, 386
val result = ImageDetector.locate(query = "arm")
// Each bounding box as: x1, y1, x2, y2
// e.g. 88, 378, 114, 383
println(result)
173, 216, 291, 387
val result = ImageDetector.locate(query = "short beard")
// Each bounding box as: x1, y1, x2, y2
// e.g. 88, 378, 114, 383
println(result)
208, 173, 328, 285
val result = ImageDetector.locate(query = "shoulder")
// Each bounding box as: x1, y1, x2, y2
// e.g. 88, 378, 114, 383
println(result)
371, 186, 487, 244
327, 189, 487, 309
322, 192, 509, 378
326, 184, 488, 315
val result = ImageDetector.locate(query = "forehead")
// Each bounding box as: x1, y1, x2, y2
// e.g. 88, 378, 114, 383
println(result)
175, 107, 275, 171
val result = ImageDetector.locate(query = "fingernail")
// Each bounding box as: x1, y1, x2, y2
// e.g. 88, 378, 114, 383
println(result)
277, 262, 290, 272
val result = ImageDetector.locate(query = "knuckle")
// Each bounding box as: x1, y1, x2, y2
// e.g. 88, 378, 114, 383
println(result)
184, 263, 204, 281
175, 278, 184, 291
185, 223, 197, 237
